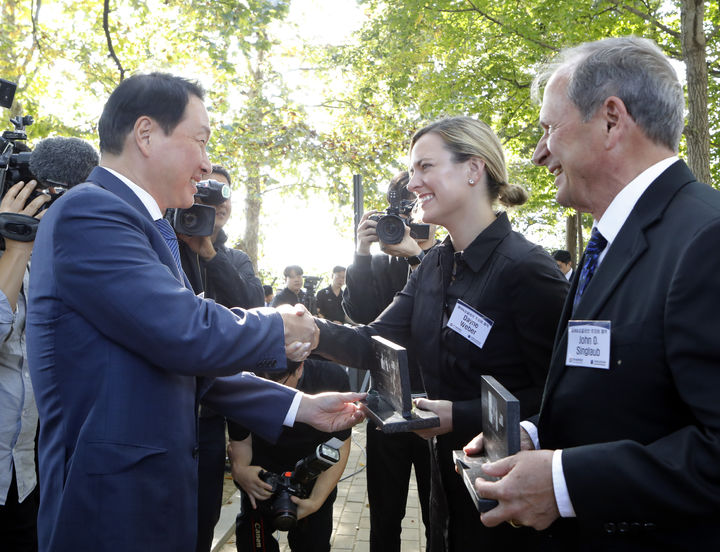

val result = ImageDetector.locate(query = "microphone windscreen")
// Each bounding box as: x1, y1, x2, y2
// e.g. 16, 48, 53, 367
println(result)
29, 137, 99, 187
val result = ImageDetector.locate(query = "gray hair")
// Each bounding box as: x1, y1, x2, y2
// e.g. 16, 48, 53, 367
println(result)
532, 36, 684, 152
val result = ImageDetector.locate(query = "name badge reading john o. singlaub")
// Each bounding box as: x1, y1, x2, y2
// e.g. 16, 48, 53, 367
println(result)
566, 320, 611, 369
448, 300, 494, 349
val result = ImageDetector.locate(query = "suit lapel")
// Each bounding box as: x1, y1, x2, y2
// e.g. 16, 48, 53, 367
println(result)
541, 160, 696, 403
87, 167, 188, 285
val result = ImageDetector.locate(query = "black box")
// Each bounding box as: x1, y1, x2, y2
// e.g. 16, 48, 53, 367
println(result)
359, 335, 440, 433
452, 376, 520, 512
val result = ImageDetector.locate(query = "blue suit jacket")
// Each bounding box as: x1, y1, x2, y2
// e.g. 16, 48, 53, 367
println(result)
27, 167, 295, 551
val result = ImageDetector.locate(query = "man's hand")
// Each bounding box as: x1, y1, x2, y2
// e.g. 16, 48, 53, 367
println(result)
290, 494, 321, 520
380, 224, 423, 259
412, 398, 453, 439
231, 465, 273, 509
177, 233, 216, 261
296, 391, 366, 433
277, 303, 319, 361
356, 210, 380, 255
0, 179, 50, 252
474, 449, 559, 530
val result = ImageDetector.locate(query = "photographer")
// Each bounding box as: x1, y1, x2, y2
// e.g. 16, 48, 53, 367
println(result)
315, 266, 346, 323
0, 179, 49, 552
229, 358, 351, 552
175, 164, 265, 552
271, 265, 306, 308
341, 171, 436, 552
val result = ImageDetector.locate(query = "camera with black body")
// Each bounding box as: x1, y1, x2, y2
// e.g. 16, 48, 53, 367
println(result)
165, 178, 231, 236
301, 275, 322, 315
250, 439, 341, 531
368, 189, 430, 245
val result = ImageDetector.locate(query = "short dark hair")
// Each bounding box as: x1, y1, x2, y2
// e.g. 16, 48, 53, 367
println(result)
284, 265, 303, 278
387, 171, 413, 205
211, 164, 232, 187
257, 359, 302, 382
263, 285, 273, 296
552, 250, 572, 264
98, 72, 205, 155
332, 266, 346, 274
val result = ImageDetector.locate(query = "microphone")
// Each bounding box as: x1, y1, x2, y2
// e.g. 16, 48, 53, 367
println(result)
29, 136, 99, 188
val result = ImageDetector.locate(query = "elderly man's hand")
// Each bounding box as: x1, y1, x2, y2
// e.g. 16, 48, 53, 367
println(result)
474, 449, 559, 530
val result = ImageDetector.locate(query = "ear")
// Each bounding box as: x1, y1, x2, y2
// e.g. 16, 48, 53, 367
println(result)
467, 157, 486, 185
133, 116, 154, 157
601, 96, 629, 148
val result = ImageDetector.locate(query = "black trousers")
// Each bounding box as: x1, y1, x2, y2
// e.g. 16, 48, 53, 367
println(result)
196, 414, 227, 552
235, 489, 336, 552
366, 420, 432, 552
0, 466, 39, 552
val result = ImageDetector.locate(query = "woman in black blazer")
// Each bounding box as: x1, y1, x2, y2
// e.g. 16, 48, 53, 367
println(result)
314, 116, 568, 551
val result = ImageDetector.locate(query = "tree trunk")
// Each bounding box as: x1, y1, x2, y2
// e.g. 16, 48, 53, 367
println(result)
244, 177, 261, 268
565, 214, 577, 266
681, 0, 711, 184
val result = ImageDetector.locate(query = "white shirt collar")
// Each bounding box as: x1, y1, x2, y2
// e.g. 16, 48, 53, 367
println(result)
102, 167, 163, 221
595, 156, 678, 253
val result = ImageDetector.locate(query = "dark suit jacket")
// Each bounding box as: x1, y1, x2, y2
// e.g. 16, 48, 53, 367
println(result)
26, 167, 296, 552
538, 161, 720, 548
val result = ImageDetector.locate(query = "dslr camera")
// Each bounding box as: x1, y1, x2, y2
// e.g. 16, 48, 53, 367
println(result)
165, 178, 231, 236
0, 79, 66, 241
369, 189, 430, 245
252, 438, 341, 531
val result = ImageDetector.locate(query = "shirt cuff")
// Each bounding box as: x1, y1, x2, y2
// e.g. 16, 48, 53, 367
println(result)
283, 391, 303, 427
519, 420, 540, 450
552, 449, 576, 518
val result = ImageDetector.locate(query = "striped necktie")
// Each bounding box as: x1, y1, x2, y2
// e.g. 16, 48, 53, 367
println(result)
573, 227, 607, 314
154, 218, 182, 273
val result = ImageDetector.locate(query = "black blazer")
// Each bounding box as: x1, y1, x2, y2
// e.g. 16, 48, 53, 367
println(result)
539, 161, 720, 548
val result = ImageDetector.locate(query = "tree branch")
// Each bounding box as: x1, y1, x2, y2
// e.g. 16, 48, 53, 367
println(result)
103, 0, 126, 81
607, 0, 682, 39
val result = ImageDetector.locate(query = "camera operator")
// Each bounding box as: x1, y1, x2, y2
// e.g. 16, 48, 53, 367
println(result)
0, 179, 49, 552
342, 171, 437, 552
175, 164, 265, 552
271, 265, 306, 308
229, 358, 351, 552
315, 266, 346, 323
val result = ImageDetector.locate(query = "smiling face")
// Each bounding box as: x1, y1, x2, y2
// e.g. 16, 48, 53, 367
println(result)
149, 94, 212, 211
407, 132, 475, 228
532, 73, 604, 213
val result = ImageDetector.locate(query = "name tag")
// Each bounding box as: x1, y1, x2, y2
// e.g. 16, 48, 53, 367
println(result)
448, 300, 494, 349
566, 320, 611, 369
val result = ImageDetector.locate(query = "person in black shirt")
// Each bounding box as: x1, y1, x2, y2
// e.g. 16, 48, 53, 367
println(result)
343, 171, 436, 552
176, 164, 265, 552
314, 117, 569, 551
229, 359, 351, 552
315, 266, 346, 323
271, 265, 305, 308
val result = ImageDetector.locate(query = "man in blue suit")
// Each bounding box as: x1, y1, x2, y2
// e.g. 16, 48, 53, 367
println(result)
26, 73, 364, 552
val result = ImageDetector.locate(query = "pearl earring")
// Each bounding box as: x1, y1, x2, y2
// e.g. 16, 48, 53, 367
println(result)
468, 179, 475, 184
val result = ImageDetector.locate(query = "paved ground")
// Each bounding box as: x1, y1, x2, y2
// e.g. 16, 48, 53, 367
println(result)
215, 423, 426, 552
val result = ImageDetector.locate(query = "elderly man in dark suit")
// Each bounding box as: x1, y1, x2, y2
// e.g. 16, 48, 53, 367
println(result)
469, 36, 720, 549
26, 72, 364, 552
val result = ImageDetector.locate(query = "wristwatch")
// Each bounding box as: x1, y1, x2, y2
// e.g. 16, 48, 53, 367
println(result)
406, 249, 425, 267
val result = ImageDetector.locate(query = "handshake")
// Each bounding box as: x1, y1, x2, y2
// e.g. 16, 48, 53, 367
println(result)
276, 303, 320, 362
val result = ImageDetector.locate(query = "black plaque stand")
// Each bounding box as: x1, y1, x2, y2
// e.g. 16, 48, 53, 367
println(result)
452, 375, 520, 512
359, 336, 440, 433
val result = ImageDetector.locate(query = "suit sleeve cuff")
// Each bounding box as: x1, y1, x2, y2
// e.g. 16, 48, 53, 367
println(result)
520, 420, 540, 449
552, 449, 576, 518
283, 391, 303, 426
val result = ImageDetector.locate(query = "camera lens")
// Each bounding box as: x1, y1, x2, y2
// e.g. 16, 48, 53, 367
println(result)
375, 215, 406, 245
270, 490, 297, 531
178, 210, 199, 233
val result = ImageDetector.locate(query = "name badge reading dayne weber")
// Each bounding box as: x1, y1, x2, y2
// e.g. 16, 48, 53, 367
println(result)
448, 300, 494, 349
566, 320, 611, 369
